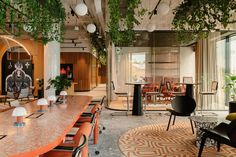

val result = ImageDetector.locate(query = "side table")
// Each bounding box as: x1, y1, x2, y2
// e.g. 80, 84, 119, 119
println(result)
189, 116, 218, 147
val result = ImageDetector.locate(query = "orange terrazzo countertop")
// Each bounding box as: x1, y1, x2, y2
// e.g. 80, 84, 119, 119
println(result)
0, 95, 92, 157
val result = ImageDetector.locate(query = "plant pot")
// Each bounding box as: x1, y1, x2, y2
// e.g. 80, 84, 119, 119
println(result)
38, 89, 44, 98
229, 101, 236, 113
55, 90, 61, 96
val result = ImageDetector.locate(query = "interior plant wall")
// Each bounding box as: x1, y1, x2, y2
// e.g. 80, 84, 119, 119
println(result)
0, 0, 66, 44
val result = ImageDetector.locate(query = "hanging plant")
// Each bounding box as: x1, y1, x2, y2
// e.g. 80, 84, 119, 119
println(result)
108, 0, 146, 45
0, 0, 66, 44
90, 33, 107, 65
172, 0, 236, 43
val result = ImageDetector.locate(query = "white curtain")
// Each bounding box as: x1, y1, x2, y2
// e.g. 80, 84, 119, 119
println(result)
111, 47, 131, 100
198, 32, 226, 110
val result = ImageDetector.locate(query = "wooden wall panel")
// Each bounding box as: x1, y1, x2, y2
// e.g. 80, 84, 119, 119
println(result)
100, 65, 107, 83
61, 52, 98, 91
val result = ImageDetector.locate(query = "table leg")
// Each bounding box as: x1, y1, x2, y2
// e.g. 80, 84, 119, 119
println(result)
132, 84, 143, 116
186, 84, 193, 98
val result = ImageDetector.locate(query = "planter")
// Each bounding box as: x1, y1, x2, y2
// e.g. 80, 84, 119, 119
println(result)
38, 89, 44, 98
229, 101, 236, 113
55, 90, 61, 96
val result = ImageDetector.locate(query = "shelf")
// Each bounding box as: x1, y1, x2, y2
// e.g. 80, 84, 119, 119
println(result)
148, 61, 177, 64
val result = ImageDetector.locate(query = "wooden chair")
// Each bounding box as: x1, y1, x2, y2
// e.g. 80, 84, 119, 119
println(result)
166, 96, 196, 134
198, 119, 236, 157
166, 81, 185, 98
42, 122, 91, 157
183, 77, 193, 84
111, 81, 130, 116
74, 104, 101, 145
199, 81, 218, 112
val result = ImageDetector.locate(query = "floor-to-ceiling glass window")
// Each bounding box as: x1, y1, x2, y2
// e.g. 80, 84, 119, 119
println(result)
130, 53, 146, 82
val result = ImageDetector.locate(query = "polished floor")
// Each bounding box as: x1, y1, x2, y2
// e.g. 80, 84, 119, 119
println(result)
0, 84, 230, 157
74, 84, 229, 156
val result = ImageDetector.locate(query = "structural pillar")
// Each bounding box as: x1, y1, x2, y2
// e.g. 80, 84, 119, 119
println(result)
44, 41, 60, 98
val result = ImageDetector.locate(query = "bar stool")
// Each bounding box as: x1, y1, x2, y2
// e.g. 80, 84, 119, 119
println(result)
199, 81, 218, 113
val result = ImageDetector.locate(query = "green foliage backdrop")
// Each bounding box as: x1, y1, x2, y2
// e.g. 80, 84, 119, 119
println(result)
0, 0, 66, 44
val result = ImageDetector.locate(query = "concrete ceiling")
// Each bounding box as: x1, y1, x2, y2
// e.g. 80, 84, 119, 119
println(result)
60, 0, 106, 53
118, 0, 183, 31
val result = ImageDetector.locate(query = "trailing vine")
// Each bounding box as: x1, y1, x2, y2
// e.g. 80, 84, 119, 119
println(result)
90, 33, 107, 65
0, 0, 66, 44
172, 0, 236, 43
108, 0, 146, 45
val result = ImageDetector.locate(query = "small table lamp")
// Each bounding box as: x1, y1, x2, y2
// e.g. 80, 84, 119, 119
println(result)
37, 98, 49, 112
60, 91, 68, 102
47, 95, 57, 107
12, 107, 27, 126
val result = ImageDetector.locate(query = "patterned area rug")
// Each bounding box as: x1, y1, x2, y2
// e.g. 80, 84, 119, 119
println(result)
119, 122, 236, 157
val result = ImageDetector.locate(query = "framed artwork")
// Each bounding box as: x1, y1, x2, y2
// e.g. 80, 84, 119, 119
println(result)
60, 64, 73, 80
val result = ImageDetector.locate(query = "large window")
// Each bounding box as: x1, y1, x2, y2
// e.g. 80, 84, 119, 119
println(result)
230, 36, 236, 74
130, 53, 145, 81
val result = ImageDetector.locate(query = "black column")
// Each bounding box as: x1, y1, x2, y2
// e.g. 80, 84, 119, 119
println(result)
185, 84, 193, 98
132, 84, 143, 115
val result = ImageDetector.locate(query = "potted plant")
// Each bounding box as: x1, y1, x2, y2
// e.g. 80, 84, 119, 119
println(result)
224, 74, 236, 113
36, 78, 44, 98
47, 75, 72, 95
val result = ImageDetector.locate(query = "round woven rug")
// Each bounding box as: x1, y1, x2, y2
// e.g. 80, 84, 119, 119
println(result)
119, 122, 236, 157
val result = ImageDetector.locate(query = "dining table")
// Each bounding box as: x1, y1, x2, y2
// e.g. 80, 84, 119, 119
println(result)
0, 95, 92, 157
126, 82, 150, 116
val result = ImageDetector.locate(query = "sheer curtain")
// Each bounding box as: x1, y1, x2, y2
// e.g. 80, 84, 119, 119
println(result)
111, 47, 131, 100
198, 32, 226, 110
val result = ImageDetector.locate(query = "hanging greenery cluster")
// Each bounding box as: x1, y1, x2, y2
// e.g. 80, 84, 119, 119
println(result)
0, 0, 66, 44
108, 0, 146, 45
172, 0, 236, 43
90, 33, 107, 65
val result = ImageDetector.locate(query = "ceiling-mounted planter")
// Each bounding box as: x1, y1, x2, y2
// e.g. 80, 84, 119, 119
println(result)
0, 0, 66, 44
172, 0, 236, 43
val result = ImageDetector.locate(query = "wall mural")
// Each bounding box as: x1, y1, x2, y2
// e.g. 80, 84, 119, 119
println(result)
5, 61, 32, 92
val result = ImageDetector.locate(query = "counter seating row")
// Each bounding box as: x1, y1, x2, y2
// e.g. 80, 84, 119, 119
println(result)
42, 96, 106, 157
0, 95, 106, 157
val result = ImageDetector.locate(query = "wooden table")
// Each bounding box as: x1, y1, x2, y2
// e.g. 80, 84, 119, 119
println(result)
126, 82, 150, 116
0, 95, 92, 157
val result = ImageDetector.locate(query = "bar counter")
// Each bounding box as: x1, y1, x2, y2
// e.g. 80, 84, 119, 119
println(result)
0, 95, 92, 157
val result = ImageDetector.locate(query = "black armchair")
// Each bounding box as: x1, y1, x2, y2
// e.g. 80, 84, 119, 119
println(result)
166, 96, 196, 134
198, 119, 236, 157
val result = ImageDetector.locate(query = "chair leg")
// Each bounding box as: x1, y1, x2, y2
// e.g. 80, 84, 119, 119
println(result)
190, 119, 194, 134
172, 115, 176, 125
166, 114, 172, 131
127, 96, 129, 116
198, 134, 207, 157
144, 94, 147, 113
217, 142, 220, 152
